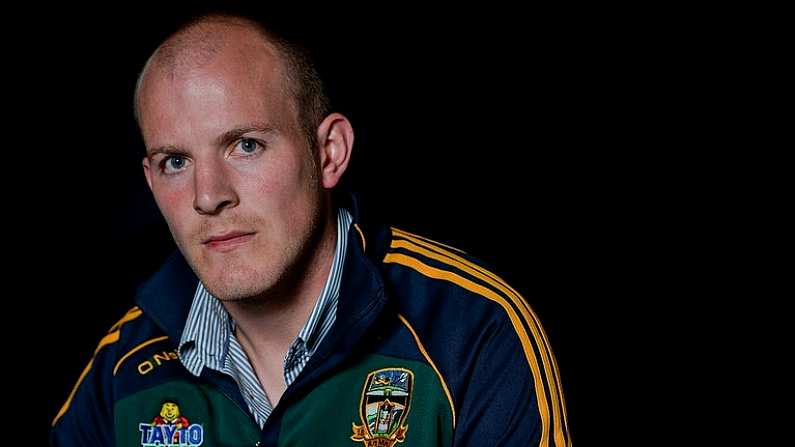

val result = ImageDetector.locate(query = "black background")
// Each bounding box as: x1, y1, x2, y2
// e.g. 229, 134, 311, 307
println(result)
11, 2, 703, 445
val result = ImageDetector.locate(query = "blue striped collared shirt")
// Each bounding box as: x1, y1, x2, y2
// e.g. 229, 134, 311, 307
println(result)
177, 208, 353, 428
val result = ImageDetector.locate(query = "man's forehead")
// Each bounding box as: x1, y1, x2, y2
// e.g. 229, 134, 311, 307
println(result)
140, 57, 286, 123
150, 21, 281, 81
138, 27, 288, 120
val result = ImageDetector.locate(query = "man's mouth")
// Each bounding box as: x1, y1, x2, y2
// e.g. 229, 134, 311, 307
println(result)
203, 231, 256, 252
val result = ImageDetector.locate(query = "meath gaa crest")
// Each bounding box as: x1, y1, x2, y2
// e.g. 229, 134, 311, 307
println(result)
351, 368, 414, 447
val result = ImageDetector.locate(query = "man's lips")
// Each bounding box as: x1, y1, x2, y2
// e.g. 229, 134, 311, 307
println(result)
203, 231, 256, 251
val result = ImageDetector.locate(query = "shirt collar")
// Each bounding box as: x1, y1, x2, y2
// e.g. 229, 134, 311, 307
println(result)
177, 284, 232, 375
295, 207, 352, 354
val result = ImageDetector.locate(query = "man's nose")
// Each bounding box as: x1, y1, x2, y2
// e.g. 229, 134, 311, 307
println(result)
193, 158, 239, 215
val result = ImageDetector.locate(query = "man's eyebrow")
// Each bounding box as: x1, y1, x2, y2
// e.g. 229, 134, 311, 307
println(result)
146, 145, 184, 158
215, 124, 276, 148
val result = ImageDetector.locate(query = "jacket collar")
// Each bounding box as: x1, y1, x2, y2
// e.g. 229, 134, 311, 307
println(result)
134, 250, 199, 342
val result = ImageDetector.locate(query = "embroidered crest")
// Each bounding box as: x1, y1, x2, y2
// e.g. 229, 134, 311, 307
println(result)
351, 368, 414, 447
138, 401, 204, 446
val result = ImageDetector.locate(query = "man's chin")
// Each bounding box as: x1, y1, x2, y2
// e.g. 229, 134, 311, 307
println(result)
200, 272, 274, 303
202, 278, 254, 301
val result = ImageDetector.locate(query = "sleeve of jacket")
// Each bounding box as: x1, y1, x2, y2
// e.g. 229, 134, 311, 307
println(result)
50, 338, 117, 446
452, 316, 570, 447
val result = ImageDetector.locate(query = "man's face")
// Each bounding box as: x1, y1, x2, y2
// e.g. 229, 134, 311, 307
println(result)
139, 33, 322, 302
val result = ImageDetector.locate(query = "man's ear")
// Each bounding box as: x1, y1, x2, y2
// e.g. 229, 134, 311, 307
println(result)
316, 113, 354, 189
142, 157, 154, 190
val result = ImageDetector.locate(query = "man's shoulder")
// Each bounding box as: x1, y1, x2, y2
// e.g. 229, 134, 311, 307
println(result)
377, 226, 530, 331
75, 305, 172, 379
51, 305, 172, 432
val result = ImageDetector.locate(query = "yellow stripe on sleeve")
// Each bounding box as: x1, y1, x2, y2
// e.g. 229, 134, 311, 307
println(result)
52, 308, 142, 427
391, 231, 571, 442
109, 306, 142, 333
383, 252, 553, 446
389, 231, 570, 446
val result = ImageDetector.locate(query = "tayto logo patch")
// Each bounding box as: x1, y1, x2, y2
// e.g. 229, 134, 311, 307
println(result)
138, 401, 204, 446
351, 368, 414, 447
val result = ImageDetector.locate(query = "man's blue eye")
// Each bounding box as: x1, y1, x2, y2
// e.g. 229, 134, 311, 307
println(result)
168, 156, 186, 169
240, 138, 258, 153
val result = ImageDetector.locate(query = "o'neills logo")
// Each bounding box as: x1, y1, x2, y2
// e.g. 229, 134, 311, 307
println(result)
351, 368, 414, 447
138, 401, 204, 446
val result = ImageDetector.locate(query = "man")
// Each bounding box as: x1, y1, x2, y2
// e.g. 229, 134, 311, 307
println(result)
51, 12, 571, 447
